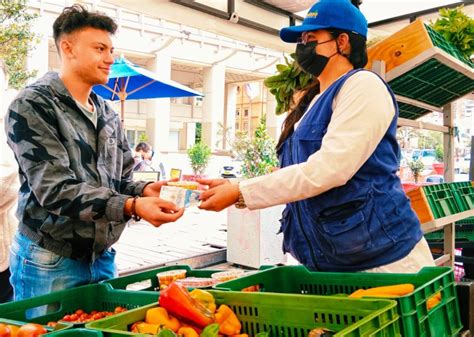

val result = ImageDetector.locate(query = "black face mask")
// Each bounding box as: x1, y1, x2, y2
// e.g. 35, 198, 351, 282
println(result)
295, 40, 338, 77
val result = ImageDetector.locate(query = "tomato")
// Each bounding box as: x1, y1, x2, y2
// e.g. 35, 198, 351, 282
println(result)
6, 325, 19, 337
0, 323, 11, 337
17, 323, 47, 337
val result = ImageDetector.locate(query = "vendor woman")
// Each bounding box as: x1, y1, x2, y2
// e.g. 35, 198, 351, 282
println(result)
198, 0, 435, 273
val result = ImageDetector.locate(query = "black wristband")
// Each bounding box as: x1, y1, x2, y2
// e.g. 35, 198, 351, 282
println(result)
131, 196, 141, 221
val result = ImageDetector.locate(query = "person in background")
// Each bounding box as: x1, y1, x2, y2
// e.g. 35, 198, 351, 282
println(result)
133, 142, 152, 171
0, 59, 19, 303
5, 4, 184, 301
133, 142, 167, 180
198, 0, 435, 273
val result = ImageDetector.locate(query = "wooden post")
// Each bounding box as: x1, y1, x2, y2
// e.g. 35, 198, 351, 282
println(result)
443, 103, 455, 183
470, 135, 474, 181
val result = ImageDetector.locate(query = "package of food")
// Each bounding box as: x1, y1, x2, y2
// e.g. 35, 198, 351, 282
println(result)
167, 181, 200, 190
176, 277, 216, 288
211, 270, 245, 283
157, 269, 187, 289
160, 186, 202, 208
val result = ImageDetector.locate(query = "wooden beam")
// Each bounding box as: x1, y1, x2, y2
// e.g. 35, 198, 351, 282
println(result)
443, 103, 455, 182
395, 94, 442, 113
397, 117, 449, 133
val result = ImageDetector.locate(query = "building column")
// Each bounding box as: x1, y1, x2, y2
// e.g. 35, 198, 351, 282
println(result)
27, 17, 49, 81
147, 52, 171, 152
202, 64, 225, 150
265, 89, 285, 141
224, 83, 238, 150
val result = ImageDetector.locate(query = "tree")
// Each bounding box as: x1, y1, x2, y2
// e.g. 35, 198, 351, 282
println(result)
0, 0, 39, 89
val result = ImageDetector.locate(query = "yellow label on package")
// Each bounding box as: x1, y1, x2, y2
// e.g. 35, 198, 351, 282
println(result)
160, 186, 202, 208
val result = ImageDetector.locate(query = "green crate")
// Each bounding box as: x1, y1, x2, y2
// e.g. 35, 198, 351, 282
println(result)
425, 224, 474, 241
388, 58, 474, 109
0, 284, 157, 327
420, 184, 460, 219
47, 328, 103, 337
214, 266, 461, 337
425, 25, 474, 67
86, 290, 400, 337
397, 102, 431, 120
101, 265, 220, 292
0, 318, 71, 335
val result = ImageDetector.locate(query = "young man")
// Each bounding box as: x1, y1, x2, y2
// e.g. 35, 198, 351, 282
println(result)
5, 4, 184, 300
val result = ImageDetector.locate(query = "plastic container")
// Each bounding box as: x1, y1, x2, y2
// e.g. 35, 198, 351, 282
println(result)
0, 284, 157, 327
211, 269, 245, 283
167, 181, 200, 190
214, 266, 462, 337
86, 290, 400, 337
47, 328, 104, 337
156, 269, 187, 289
101, 265, 220, 292
175, 277, 215, 288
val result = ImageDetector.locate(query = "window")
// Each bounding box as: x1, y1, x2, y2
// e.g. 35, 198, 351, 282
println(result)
125, 129, 147, 150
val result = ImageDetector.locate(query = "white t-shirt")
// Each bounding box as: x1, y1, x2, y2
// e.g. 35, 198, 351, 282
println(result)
240, 71, 396, 209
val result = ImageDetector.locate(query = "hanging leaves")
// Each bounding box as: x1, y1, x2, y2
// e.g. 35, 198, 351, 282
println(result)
430, 5, 474, 62
263, 53, 313, 115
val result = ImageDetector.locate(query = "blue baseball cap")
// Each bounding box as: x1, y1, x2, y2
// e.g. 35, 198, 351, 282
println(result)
280, 0, 368, 42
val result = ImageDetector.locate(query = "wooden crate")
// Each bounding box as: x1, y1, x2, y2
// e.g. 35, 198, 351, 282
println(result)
367, 19, 474, 118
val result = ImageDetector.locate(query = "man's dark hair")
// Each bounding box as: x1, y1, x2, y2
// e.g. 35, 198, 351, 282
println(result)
135, 142, 151, 153
53, 4, 117, 51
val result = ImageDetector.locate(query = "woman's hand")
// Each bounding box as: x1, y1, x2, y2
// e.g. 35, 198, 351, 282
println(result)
198, 183, 240, 212
142, 178, 179, 197
196, 178, 229, 189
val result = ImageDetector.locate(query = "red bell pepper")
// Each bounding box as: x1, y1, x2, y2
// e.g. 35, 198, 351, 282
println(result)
159, 282, 215, 327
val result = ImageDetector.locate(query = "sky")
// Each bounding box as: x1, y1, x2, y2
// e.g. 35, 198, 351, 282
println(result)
297, 0, 464, 23
359, 0, 463, 23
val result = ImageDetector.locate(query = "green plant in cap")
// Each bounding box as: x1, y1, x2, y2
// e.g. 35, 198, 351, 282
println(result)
187, 142, 211, 175
264, 53, 313, 115
430, 6, 473, 62
408, 159, 425, 183
232, 116, 279, 178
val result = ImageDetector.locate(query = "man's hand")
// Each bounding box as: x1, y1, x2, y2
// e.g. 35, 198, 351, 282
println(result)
126, 197, 184, 227
142, 178, 179, 197
198, 183, 240, 212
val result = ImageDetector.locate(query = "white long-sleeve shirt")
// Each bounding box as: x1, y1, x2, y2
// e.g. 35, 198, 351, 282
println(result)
240, 71, 396, 210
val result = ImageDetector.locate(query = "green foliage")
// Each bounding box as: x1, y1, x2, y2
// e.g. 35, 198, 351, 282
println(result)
0, 0, 39, 89
408, 159, 425, 182
138, 132, 148, 143
187, 142, 211, 175
430, 6, 474, 62
195, 122, 202, 144
233, 117, 279, 178
263, 53, 313, 115
435, 144, 444, 162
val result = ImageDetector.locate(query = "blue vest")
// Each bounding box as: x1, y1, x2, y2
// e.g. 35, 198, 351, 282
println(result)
278, 69, 423, 272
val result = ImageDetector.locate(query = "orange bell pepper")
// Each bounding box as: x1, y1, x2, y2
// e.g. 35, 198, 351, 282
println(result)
159, 282, 215, 327
178, 327, 200, 337
146, 307, 180, 332
215, 305, 241, 336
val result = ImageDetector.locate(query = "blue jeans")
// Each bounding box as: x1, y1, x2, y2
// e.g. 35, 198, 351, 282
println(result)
9, 232, 117, 301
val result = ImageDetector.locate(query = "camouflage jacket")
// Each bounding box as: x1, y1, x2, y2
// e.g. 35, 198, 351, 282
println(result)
5, 72, 148, 261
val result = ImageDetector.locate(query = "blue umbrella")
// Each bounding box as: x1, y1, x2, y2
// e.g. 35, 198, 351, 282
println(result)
93, 56, 202, 121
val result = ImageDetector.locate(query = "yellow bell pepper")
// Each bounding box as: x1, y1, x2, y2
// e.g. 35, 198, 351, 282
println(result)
189, 289, 217, 313
136, 322, 161, 334
146, 307, 181, 332
215, 305, 241, 336
178, 327, 200, 337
